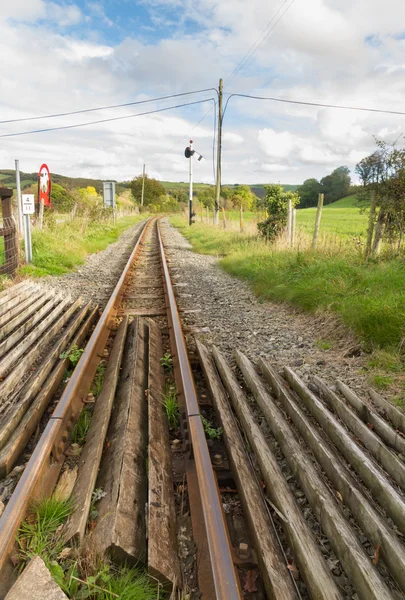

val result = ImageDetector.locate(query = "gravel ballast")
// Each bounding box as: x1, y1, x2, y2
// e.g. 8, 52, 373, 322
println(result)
161, 219, 369, 393
41, 220, 145, 308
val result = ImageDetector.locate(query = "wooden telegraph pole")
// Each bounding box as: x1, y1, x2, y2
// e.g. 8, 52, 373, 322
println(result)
141, 164, 146, 207
214, 79, 223, 225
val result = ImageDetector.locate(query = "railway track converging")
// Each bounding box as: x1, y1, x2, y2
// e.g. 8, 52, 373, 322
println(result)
0, 217, 405, 600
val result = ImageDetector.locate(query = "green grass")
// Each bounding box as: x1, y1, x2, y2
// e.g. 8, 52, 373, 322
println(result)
71, 407, 92, 445
171, 215, 405, 351
163, 387, 180, 429
295, 195, 368, 239
18, 215, 145, 277
17, 496, 165, 599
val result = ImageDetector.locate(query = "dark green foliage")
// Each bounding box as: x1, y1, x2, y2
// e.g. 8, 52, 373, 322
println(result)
51, 184, 75, 211
130, 174, 165, 206
258, 184, 300, 241
297, 178, 323, 208
320, 166, 351, 204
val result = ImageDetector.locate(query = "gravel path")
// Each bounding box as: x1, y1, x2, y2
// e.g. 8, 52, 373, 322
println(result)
41, 220, 145, 308
161, 218, 368, 393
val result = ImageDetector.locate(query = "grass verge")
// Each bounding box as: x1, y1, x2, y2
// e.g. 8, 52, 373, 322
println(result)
18, 215, 145, 278
171, 217, 405, 390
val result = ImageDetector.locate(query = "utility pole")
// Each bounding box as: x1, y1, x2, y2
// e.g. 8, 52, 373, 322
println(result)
214, 78, 223, 225
141, 164, 145, 207
189, 140, 193, 226
15, 159, 23, 236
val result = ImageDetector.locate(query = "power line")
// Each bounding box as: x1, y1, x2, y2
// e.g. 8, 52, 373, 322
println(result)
0, 88, 218, 125
0, 98, 216, 138
225, 0, 295, 86
223, 93, 405, 117
168, 0, 296, 157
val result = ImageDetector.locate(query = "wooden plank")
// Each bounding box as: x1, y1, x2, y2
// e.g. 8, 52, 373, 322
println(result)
0, 284, 40, 318
0, 297, 82, 401
93, 318, 148, 564
63, 317, 129, 544
197, 341, 297, 600
0, 305, 96, 477
284, 367, 405, 537
0, 294, 69, 377
0, 281, 31, 305
261, 360, 405, 594
118, 308, 166, 317
236, 352, 394, 600
0, 291, 48, 338
212, 347, 341, 600
336, 380, 405, 457
0, 295, 60, 359
147, 320, 181, 587
314, 378, 405, 488
0, 303, 92, 449
369, 388, 405, 435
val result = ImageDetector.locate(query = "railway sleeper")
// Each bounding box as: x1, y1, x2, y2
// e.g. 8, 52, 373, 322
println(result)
260, 360, 405, 595
236, 352, 395, 600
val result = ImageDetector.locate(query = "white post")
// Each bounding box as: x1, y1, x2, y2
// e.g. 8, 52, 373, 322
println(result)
15, 159, 23, 236
22, 194, 34, 263
189, 142, 193, 226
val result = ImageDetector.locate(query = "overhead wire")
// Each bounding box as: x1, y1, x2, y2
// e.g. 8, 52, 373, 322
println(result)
223, 93, 405, 118
0, 98, 216, 138
225, 0, 296, 86
0, 88, 218, 124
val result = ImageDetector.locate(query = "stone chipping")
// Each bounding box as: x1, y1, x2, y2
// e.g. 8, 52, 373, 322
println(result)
160, 218, 370, 396
40, 220, 145, 308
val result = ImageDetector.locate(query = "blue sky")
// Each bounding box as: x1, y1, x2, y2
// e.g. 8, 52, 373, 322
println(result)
1, 0, 405, 184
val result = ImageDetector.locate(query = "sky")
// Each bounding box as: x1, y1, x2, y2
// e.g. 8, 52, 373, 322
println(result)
1, 0, 405, 185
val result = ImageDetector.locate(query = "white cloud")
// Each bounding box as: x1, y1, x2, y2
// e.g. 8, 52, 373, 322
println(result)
1, 0, 405, 185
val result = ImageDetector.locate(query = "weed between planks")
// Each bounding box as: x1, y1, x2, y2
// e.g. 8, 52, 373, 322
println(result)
16, 497, 166, 599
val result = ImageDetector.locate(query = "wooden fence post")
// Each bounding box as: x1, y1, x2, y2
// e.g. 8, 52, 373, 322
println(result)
222, 207, 227, 229
240, 204, 244, 232
365, 190, 377, 257
312, 193, 324, 250
0, 188, 18, 275
291, 208, 296, 248
286, 198, 293, 247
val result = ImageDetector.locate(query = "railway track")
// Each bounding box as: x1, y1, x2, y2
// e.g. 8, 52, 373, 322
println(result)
0, 217, 404, 599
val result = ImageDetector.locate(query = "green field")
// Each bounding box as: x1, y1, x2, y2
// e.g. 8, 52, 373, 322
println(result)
171, 196, 405, 366
296, 195, 368, 239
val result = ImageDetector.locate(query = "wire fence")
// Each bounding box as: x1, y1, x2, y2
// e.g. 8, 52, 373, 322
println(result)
0, 192, 18, 276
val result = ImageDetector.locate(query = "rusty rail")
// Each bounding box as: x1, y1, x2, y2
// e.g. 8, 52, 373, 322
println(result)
0, 218, 151, 579
157, 222, 243, 600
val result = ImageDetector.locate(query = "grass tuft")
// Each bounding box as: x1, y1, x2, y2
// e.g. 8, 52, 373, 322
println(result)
71, 407, 92, 445
163, 387, 180, 430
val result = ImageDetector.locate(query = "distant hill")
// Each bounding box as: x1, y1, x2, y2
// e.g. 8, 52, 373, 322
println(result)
0, 169, 130, 195
0, 169, 298, 198
161, 181, 299, 198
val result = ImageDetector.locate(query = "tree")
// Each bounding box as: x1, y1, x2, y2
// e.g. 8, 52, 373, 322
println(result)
297, 178, 322, 208
320, 166, 351, 204
355, 140, 405, 255
231, 184, 256, 210
130, 174, 165, 206
170, 188, 189, 204
198, 187, 215, 208
51, 184, 75, 211
257, 184, 300, 241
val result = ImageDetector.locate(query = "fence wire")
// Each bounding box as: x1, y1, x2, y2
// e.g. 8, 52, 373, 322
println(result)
0, 213, 18, 275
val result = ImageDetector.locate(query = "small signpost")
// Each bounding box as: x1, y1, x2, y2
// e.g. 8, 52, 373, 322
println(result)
102, 182, 116, 208
22, 194, 34, 263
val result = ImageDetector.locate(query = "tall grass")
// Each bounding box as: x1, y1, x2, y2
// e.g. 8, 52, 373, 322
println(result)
18, 214, 145, 277
172, 216, 405, 351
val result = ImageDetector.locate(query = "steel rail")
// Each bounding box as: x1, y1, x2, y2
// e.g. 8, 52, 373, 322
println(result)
0, 218, 152, 580
157, 220, 243, 600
